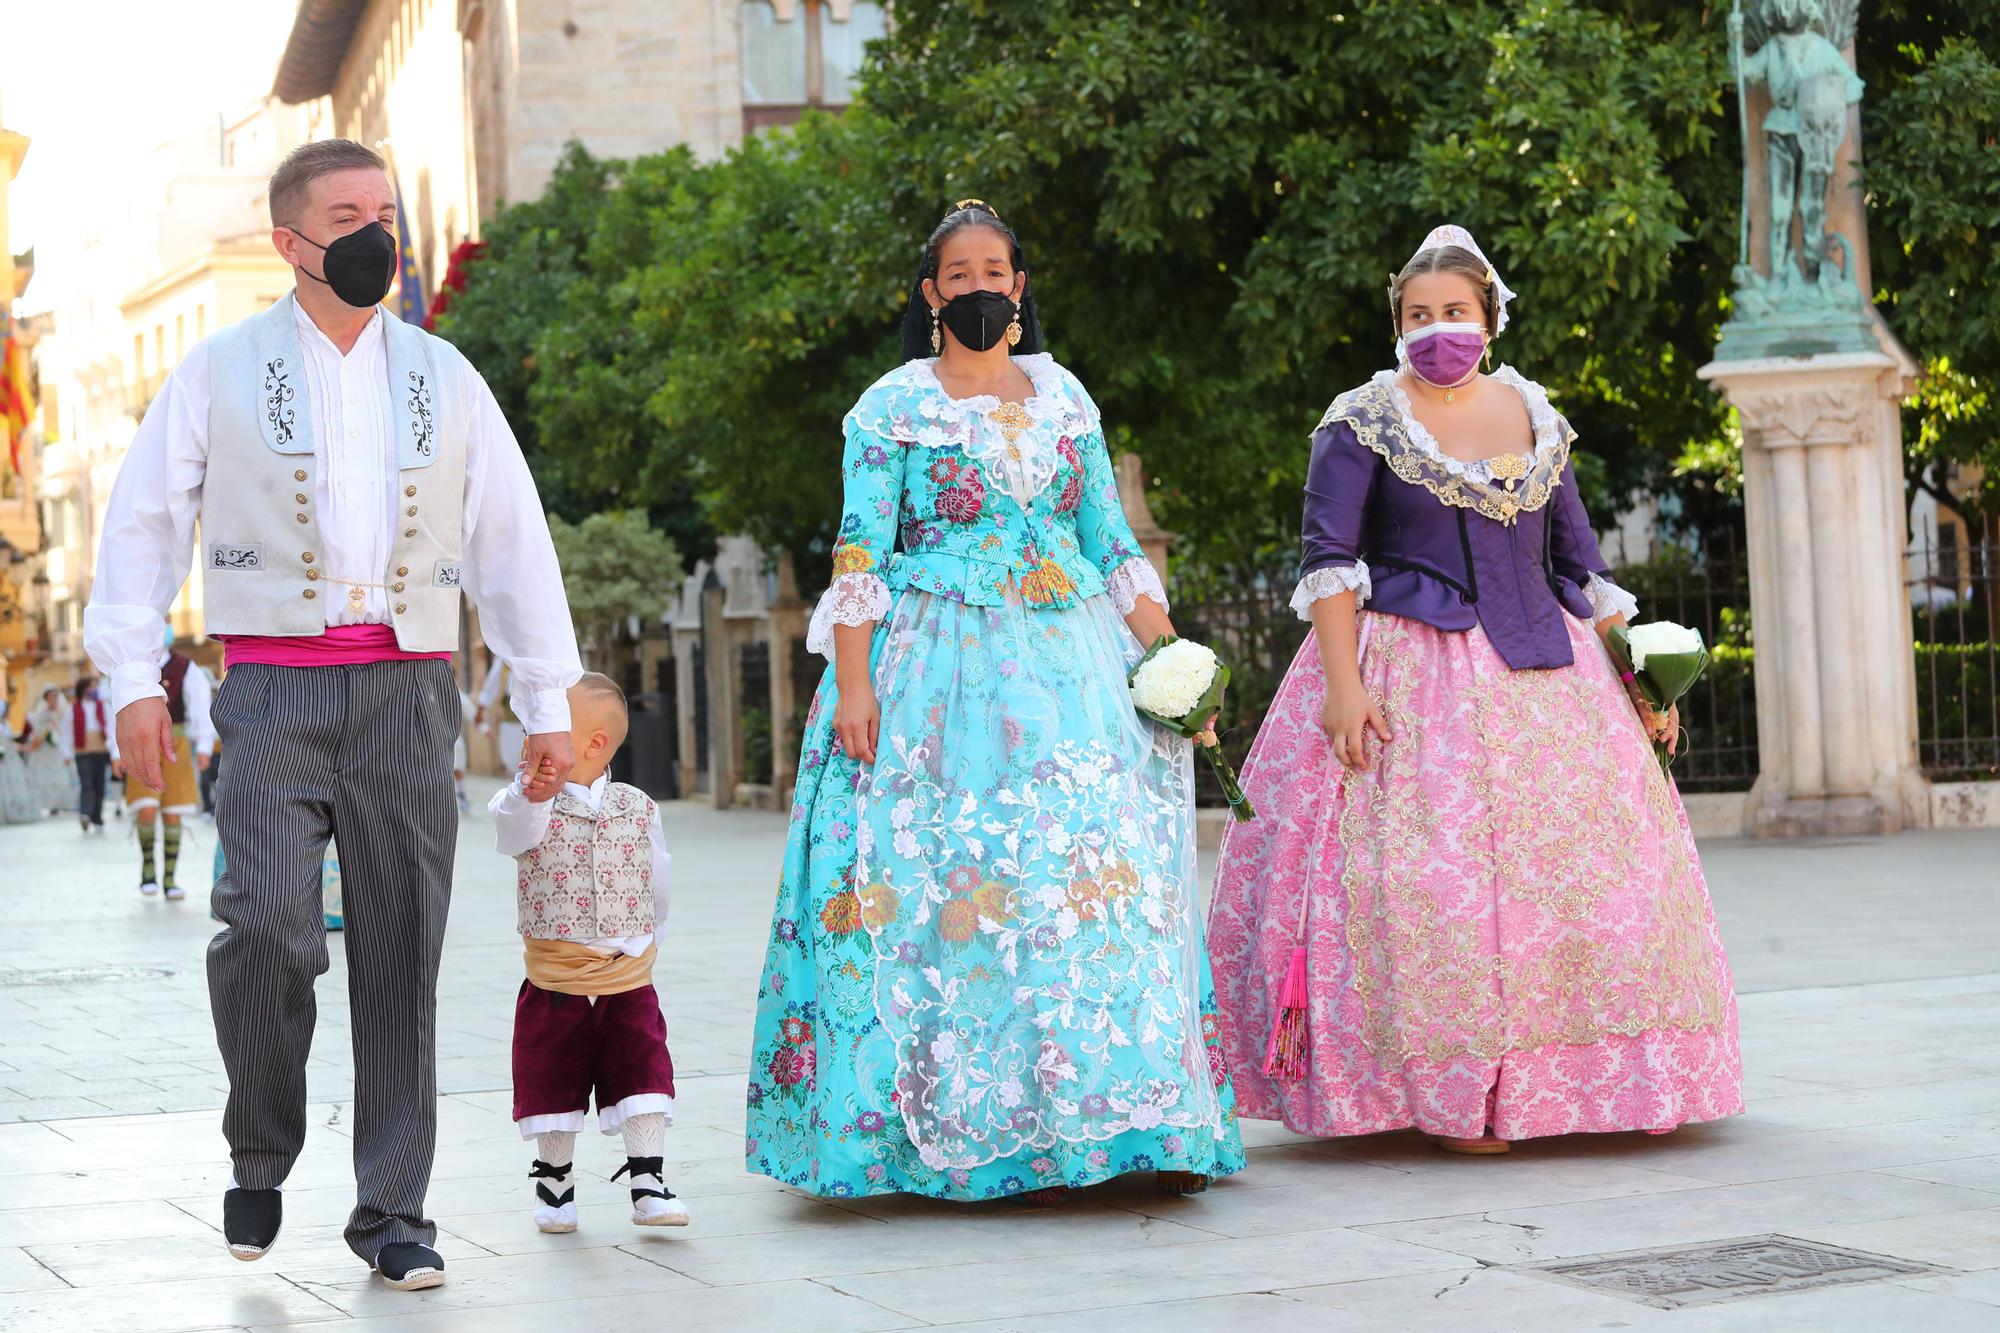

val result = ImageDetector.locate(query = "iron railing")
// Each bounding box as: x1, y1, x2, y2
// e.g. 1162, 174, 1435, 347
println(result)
1907, 520, 2000, 781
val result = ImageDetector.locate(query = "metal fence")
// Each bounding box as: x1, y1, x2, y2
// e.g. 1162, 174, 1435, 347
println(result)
1908, 519, 2000, 781
1171, 539, 1762, 802
1608, 535, 1759, 793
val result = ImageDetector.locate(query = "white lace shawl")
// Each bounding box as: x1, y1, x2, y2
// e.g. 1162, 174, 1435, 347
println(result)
841, 354, 1098, 508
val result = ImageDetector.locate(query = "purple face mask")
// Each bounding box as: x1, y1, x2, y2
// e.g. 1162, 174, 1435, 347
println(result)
1403, 321, 1487, 387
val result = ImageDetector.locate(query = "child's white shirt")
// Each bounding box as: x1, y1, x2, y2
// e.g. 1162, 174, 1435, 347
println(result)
489, 771, 671, 956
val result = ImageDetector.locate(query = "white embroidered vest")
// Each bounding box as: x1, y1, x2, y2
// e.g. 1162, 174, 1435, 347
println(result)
516, 783, 656, 942
199, 292, 466, 650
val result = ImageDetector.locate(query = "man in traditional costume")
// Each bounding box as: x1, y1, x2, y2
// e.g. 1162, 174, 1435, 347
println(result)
85, 139, 581, 1291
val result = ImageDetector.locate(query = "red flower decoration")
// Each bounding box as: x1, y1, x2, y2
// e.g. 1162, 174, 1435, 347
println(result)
936, 475, 985, 525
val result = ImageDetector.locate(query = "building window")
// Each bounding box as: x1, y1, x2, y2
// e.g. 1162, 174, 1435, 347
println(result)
822, 1, 886, 104
740, 1, 886, 132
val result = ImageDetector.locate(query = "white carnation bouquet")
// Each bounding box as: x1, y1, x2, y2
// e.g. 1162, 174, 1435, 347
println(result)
1128, 636, 1255, 821
1607, 620, 1712, 771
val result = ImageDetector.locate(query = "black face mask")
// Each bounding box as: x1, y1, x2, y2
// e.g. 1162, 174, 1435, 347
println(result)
938, 289, 1019, 353
288, 222, 398, 308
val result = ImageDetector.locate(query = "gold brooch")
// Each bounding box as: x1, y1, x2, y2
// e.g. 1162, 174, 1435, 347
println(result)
989, 401, 1032, 446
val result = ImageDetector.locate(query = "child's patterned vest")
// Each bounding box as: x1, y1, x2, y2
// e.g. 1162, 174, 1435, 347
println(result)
516, 782, 655, 941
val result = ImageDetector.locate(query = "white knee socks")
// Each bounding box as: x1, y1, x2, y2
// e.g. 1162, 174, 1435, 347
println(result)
618, 1112, 687, 1225
530, 1131, 577, 1233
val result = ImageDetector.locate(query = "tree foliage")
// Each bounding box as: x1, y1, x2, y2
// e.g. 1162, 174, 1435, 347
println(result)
437, 0, 2000, 586
547, 511, 680, 671
1864, 5, 2000, 524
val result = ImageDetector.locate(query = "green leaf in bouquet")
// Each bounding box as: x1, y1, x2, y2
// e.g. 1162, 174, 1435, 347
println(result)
1188, 660, 1231, 725
1641, 648, 1710, 702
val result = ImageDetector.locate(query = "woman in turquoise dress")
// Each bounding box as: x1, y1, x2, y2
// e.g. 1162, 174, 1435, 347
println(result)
745, 201, 1245, 1203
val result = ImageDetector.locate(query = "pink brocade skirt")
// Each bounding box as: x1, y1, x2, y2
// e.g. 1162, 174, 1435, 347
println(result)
1206, 613, 1744, 1140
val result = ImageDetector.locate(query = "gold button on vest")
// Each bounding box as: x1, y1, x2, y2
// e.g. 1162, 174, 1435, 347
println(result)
395, 602, 407, 614
302, 552, 314, 564
303, 588, 316, 599
296, 513, 309, 524
294, 469, 307, 482
396, 566, 409, 577
404, 485, 417, 497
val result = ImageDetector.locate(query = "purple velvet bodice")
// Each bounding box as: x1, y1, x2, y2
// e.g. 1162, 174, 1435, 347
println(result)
1300, 374, 1615, 671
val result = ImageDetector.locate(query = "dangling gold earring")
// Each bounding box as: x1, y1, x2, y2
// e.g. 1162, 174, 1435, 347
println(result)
1006, 301, 1023, 348
1483, 341, 1494, 372
930, 305, 942, 355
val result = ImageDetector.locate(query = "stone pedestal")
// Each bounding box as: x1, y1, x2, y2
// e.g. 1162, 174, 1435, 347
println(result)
1698, 339, 1927, 837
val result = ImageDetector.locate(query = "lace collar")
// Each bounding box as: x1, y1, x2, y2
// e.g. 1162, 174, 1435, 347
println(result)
846, 353, 1100, 505
1370, 366, 1570, 482
1318, 368, 1575, 524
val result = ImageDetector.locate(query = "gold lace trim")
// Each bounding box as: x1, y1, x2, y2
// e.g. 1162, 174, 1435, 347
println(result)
1318, 381, 1572, 525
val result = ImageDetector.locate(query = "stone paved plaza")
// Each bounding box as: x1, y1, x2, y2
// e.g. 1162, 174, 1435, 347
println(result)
0, 785, 1996, 1330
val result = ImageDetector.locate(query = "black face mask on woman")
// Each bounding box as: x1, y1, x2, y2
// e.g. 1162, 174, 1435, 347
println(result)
938, 289, 1018, 352
287, 221, 398, 308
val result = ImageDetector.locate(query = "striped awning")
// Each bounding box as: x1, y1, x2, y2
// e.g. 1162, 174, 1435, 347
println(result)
271, 0, 371, 104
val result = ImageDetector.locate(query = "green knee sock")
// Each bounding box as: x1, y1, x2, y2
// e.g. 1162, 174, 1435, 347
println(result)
137, 820, 157, 882
161, 821, 183, 887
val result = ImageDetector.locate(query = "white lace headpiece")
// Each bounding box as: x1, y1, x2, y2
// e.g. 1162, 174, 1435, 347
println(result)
1394, 223, 1516, 365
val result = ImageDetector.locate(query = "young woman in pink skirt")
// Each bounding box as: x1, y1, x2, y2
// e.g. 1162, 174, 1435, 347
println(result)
1206, 225, 1743, 1154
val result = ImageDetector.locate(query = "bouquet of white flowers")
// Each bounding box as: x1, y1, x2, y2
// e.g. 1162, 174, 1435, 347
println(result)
1606, 620, 1711, 771
1129, 636, 1255, 821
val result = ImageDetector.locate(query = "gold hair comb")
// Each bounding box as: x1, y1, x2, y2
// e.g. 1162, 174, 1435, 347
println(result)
952, 197, 999, 219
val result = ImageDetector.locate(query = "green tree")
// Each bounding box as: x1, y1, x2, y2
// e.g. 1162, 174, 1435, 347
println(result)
547, 511, 680, 672
442, 1, 2000, 594
1863, 10, 2000, 531
433, 144, 717, 561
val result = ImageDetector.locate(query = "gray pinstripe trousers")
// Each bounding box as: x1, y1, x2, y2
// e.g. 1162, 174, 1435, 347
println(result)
207, 660, 461, 1261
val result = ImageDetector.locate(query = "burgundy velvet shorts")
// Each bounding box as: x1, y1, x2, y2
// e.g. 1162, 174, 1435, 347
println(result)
510, 979, 676, 1123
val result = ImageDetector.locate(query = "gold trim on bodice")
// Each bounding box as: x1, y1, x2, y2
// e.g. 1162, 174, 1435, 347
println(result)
1316, 380, 1574, 525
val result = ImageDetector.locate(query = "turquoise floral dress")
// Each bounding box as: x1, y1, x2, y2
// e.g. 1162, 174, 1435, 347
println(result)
745, 354, 1245, 1199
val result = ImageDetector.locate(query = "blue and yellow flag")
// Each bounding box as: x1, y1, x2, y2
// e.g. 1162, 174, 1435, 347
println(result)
390, 171, 427, 325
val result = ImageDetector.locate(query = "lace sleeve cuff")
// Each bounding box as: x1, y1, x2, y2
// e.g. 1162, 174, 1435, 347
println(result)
1105, 558, 1169, 616
1584, 573, 1639, 624
1289, 563, 1371, 620
806, 573, 893, 660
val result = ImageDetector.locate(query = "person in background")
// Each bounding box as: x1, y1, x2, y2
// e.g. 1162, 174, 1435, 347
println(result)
0, 698, 38, 825
115, 632, 215, 900
73, 678, 114, 834
477, 655, 526, 779
24, 684, 78, 817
